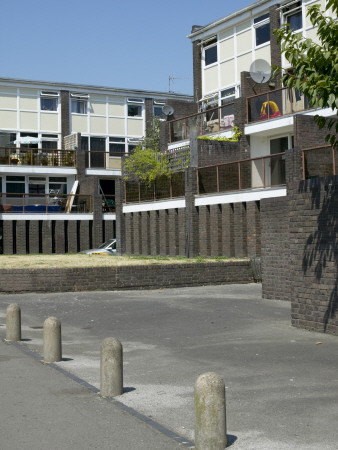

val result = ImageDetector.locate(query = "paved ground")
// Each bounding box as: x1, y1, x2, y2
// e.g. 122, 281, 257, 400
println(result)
1, 284, 338, 449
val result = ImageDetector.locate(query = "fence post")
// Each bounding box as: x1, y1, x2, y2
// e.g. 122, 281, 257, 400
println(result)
195, 372, 226, 450
6, 303, 21, 342
43, 317, 62, 363
100, 337, 123, 397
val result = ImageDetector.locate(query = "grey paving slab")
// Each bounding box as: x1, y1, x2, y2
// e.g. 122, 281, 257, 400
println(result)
0, 284, 338, 449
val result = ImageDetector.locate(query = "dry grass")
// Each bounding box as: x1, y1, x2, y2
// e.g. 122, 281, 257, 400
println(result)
0, 254, 245, 269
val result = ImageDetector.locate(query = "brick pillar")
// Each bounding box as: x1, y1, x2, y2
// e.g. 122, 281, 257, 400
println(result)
55, 220, 65, 253
234, 203, 247, 257
115, 178, 125, 254
141, 211, 150, 255
29, 221, 39, 254
104, 220, 115, 239
125, 213, 133, 254
150, 210, 159, 256
68, 221, 78, 253
210, 204, 222, 257
16, 221, 26, 254
269, 5, 282, 88
199, 206, 210, 256
42, 220, 52, 254
222, 204, 235, 257
185, 167, 199, 257
178, 208, 186, 256
168, 209, 178, 256
192, 38, 202, 104
61, 90, 70, 142
79, 221, 90, 251
159, 210, 168, 256
246, 201, 261, 257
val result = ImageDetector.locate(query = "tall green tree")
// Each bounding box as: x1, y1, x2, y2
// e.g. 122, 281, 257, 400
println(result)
274, 0, 338, 147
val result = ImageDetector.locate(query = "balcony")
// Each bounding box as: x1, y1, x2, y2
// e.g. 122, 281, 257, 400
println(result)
247, 87, 312, 124
169, 103, 235, 143
302, 145, 337, 179
0, 193, 92, 213
0, 147, 75, 167
124, 172, 185, 203
197, 153, 286, 195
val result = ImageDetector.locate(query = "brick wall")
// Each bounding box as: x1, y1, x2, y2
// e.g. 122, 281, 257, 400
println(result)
0, 218, 115, 255
288, 177, 338, 334
0, 260, 254, 293
261, 196, 290, 301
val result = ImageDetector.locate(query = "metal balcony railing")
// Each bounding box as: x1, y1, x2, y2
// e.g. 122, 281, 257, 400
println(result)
169, 103, 235, 143
124, 172, 185, 203
0, 193, 92, 213
247, 87, 313, 123
197, 153, 286, 195
302, 145, 337, 179
0, 147, 75, 167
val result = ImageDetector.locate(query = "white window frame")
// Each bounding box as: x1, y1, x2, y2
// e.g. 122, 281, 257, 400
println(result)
253, 13, 270, 48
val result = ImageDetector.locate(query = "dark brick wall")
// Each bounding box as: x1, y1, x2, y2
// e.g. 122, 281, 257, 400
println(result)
0, 260, 254, 293
61, 91, 70, 141
261, 196, 290, 301
294, 114, 331, 150
198, 139, 241, 167
288, 177, 338, 334
1, 218, 114, 254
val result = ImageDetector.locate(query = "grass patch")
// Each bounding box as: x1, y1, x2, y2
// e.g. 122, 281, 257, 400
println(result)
0, 254, 246, 269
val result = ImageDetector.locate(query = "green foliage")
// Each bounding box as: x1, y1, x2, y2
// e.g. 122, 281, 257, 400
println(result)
197, 126, 242, 142
273, 0, 338, 147
123, 119, 171, 184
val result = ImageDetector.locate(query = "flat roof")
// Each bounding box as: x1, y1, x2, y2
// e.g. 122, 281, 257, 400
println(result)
0, 76, 193, 101
188, 0, 278, 40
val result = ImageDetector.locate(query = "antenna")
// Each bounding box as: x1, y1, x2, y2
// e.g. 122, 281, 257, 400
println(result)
168, 75, 188, 93
249, 59, 272, 84
162, 105, 175, 116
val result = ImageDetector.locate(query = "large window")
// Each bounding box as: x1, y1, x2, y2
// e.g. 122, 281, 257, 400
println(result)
6, 176, 25, 197
71, 100, 87, 114
49, 177, 67, 195
282, 1, 302, 32
40, 91, 59, 111
41, 98, 58, 111
28, 177, 46, 195
109, 137, 125, 156
128, 104, 142, 117
254, 13, 270, 46
204, 38, 217, 66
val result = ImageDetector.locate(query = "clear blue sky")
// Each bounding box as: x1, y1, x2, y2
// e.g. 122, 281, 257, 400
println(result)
1, 0, 255, 95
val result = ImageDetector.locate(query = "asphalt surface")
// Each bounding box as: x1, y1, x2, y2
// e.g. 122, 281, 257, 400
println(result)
1, 284, 338, 449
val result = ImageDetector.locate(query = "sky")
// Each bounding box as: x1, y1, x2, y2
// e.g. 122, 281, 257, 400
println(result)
1, 0, 256, 96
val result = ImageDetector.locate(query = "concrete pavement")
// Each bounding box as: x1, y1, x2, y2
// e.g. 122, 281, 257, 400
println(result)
1, 284, 338, 449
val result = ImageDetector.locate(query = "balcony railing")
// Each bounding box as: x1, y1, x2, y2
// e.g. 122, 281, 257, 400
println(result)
302, 145, 337, 179
0, 193, 92, 213
85, 151, 126, 170
197, 153, 286, 195
124, 172, 185, 203
169, 103, 235, 143
247, 87, 313, 123
0, 147, 75, 167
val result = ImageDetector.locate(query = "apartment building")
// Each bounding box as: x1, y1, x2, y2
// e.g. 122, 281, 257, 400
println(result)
0, 77, 193, 253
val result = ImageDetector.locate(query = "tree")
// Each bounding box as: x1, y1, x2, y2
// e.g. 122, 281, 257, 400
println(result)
274, 0, 338, 147
123, 119, 169, 184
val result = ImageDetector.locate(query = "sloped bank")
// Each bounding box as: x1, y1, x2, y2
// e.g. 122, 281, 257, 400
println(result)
0, 261, 254, 293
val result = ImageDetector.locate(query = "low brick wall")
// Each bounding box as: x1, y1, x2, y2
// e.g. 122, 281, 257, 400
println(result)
0, 261, 254, 294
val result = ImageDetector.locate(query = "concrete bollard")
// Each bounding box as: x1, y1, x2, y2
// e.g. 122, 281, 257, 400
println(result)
100, 337, 123, 397
6, 303, 21, 342
194, 372, 227, 450
43, 317, 62, 363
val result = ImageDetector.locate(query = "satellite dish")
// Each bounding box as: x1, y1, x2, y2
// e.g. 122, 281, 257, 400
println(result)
250, 59, 271, 84
162, 105, 174, 116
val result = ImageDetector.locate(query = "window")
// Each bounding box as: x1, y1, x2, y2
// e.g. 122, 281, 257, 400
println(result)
153, 101, 165, 118
282, 1, 302, 32
41, 98, 58, 111
221, 87, 236, 105
49, 177, 67, 195
254, 13, 270, 46
71, 100, 87, 114
40, 91, 59, 111
128, 104, 142, 117
205, 44, 217, 66
6, 176, 25, 197
109, 137, 125, 156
